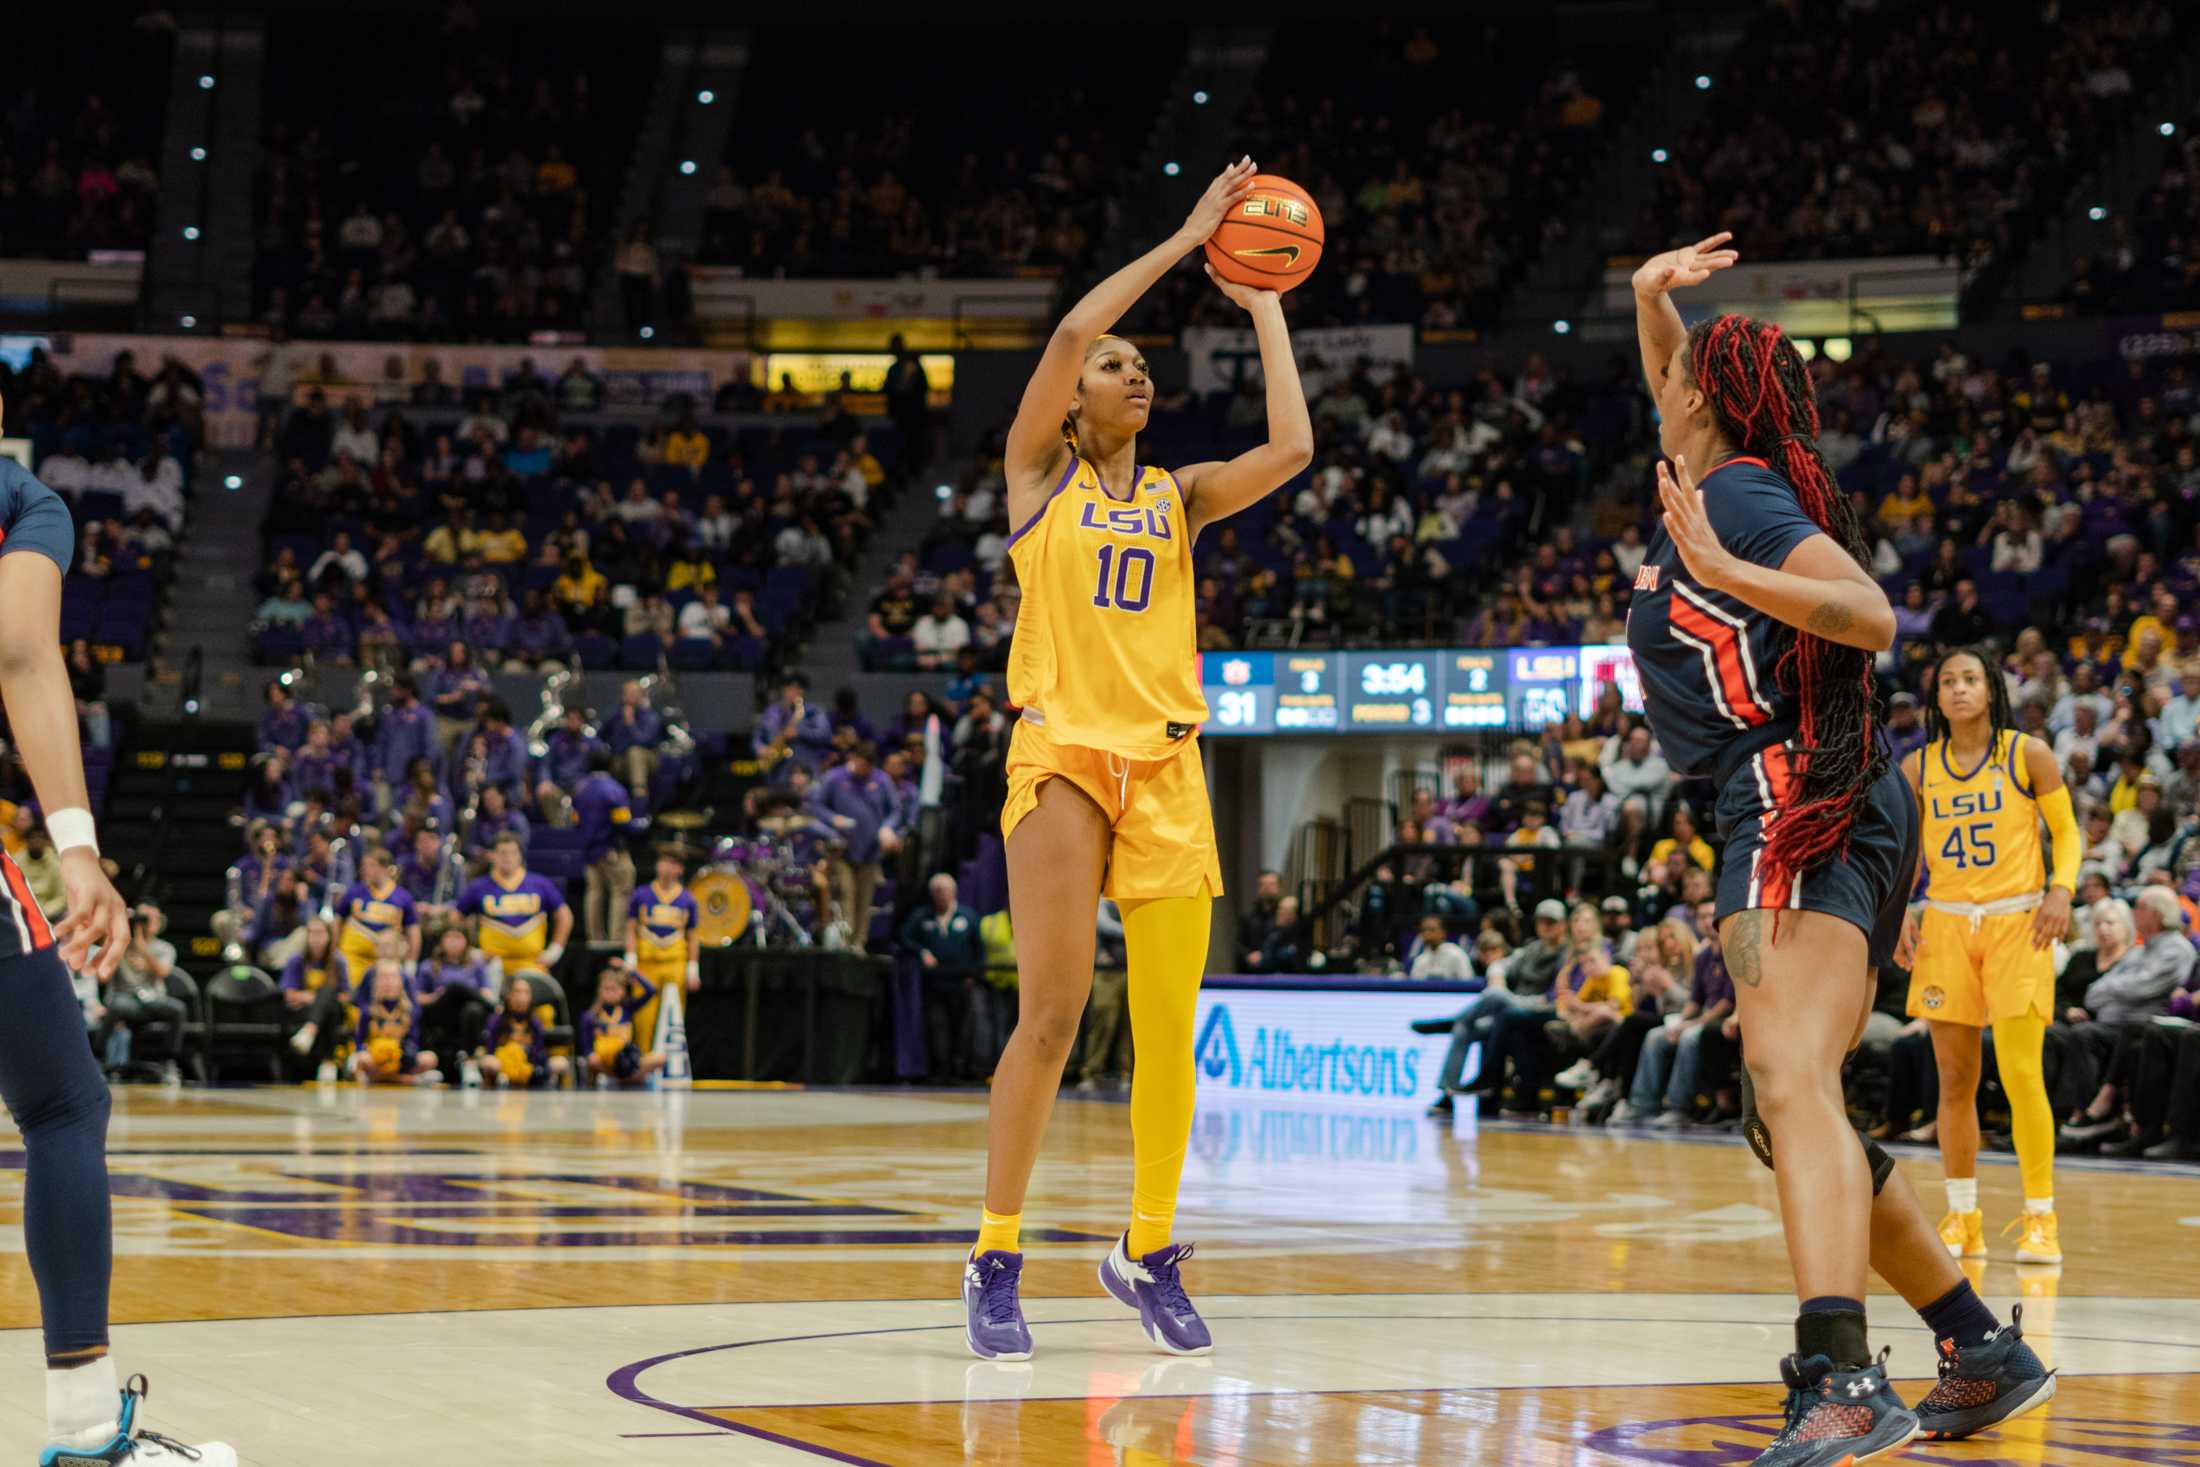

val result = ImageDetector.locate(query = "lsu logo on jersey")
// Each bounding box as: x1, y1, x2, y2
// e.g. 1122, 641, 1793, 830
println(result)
1077, 500, 1174, 541
1930, 788, 2004, 820
483, 890, 544, 920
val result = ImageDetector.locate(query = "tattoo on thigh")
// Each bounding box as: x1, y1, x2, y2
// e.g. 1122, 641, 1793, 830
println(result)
1806, 600, 1855, 638
1727, 910, 1766, 987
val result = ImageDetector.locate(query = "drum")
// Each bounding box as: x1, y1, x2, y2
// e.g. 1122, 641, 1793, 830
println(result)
691, 865, 756, 945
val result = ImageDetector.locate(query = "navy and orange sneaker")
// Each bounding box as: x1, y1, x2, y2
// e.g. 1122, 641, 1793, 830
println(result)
1915, 1303, 2057, 1440
1749, 1351, 1919, 1466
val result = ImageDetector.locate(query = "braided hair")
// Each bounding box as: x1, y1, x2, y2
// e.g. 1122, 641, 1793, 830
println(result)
1682, 313, 1884, 897
1923, 645, 2015, 756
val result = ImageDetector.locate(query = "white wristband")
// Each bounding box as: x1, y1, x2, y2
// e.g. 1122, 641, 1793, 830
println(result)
46, 807, 97, 856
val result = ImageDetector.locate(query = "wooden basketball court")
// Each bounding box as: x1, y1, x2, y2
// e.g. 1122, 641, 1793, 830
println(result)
2, 1086, 2195, 1464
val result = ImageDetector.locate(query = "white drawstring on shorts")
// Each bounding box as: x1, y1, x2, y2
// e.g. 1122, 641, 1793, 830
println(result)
1105, 752, 1130, 810
1924, 892, 2041, 934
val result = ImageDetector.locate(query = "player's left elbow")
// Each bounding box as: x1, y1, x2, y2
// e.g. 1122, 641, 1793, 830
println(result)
1863, 606, 1897, 652
1274, 439, 1314, 475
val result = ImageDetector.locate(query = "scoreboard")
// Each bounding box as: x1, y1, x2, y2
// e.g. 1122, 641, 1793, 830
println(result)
1199, 644, 1640, 737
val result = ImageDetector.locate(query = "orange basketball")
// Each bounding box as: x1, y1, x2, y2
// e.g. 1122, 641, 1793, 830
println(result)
1204, 173, 1324, 293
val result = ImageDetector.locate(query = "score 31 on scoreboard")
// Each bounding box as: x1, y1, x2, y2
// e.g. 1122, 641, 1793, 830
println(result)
1200, 645, 1643, 737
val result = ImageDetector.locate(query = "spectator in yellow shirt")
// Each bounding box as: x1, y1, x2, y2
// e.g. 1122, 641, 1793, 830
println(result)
536, 145, 577, 195
664, 415, 710, 472
665, 543, 717, 594
1647, 804, 1715, 872
553, 556, 608, 619
476, 513, 527, 565
849, 434, 886, 490
1876, 474, 1932, 525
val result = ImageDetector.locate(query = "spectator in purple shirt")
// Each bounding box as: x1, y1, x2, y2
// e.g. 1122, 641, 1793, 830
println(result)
1440, 764, 1493, 833
372, 675, 438, 786
604, 679, 665, 800
573, 747, 636, 942
302, 592, 355, 664
259, 678, 310, 754
395, 826, 449, 907
291, 719, 340, 796
462, 595, 516, 662
466, 700, 531, 806
808, 741, 907, 949
465, 785, 532, 869
535, 706, 606, 822
431, 643, 492, 747
753, 672, 834, 786
509, 589, 571, 670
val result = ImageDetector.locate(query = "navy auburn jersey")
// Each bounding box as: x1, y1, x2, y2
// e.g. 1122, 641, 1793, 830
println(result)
0, 458, 75, 960
1625, 455, 1822, 782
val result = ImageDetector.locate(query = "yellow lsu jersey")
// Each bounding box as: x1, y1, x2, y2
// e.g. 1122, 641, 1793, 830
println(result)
1917, 732, 2045, 904
630, 884, 697, 975
1005, 456, 1206, 759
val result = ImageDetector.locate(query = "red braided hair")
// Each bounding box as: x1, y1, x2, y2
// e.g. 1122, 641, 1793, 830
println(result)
1683, 314, 1885, 901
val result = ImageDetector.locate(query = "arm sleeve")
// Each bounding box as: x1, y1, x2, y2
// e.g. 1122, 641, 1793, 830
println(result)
1702, 468, 1822, 573
0, 463, 76, 574
2038, 784, 2083, 892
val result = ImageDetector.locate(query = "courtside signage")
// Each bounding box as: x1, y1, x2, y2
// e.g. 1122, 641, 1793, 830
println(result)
1193, 987, 1455, 1111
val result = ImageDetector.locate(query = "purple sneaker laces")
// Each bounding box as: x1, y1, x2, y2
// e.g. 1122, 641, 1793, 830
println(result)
1142, 1242, 1196, 1316
976, 1254, 1022, 1325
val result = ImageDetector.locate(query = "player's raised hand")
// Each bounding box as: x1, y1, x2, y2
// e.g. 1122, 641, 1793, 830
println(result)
55, 847, 130, 980
1181, 157, 1260, 245
1204, 262, 1279, 313
1657, 455, 1741, 592
1632, 232, 1739, 298
2031, 886, 2072, 951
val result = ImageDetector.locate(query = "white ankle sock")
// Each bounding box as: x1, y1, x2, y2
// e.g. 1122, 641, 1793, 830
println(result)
46, 1355, 119, 1449
1945, 1177, 1978, 1214
2024, 1195, 2053, 1215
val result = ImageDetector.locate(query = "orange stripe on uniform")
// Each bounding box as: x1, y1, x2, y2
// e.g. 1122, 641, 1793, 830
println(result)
1755, 746, 1798, 908
2, 854, 53, 949
1670, 598, 1770, 726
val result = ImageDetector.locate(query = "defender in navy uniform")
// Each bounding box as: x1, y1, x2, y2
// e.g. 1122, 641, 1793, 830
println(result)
1626, 236, 2050, 1465
0, 450, 235, 1464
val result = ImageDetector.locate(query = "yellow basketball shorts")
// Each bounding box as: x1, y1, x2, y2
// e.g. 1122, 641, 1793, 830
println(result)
1000, 716, 1223, 901
1906, 907, 2053, 1027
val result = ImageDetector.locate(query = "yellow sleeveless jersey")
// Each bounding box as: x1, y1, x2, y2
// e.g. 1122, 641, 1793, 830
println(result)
1918, 731, 2045, 904
1005, 456, 1205, 759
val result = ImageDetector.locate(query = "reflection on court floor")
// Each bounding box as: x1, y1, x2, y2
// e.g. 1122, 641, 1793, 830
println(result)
0, 1087, 2191, 1464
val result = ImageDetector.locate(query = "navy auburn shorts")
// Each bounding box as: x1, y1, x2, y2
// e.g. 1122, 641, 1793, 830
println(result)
1712, 741, 1919, 969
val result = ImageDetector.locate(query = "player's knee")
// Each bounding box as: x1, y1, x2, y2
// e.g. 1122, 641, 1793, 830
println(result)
1739, 1048, 1818, 1118
1014, 995, 1086, 1056
23, 1061, 110, 1149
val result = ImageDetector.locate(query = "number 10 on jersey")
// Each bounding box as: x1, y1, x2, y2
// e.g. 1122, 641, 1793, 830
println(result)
1092, 544, 1156, 613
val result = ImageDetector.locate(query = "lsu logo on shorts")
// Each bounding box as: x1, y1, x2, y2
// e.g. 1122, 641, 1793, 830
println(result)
1921, 985, 1945, 1011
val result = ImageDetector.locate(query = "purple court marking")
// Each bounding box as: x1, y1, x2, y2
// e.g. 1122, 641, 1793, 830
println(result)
607, 1312, 2200, 1463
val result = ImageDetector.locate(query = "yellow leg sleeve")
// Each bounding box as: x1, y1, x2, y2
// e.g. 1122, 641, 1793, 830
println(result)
1991, 1012, 2055, 1204
1121, 893, 1211, 1257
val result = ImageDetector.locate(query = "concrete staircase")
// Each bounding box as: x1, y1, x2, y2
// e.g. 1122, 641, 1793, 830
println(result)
147, 450, 273, 721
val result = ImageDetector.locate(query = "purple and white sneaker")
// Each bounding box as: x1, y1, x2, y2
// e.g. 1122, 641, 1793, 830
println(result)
962, 1249, 1033, 1361
1099, 1234, 1213, 1355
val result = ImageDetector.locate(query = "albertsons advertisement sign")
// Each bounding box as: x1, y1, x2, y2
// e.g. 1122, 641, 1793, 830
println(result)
1193, 985, 1462, 1112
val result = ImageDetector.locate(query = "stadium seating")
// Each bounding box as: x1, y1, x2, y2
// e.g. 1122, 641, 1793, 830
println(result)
254, 13, 655, 339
